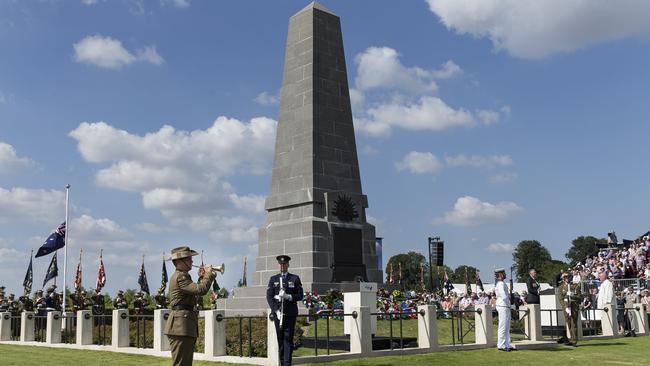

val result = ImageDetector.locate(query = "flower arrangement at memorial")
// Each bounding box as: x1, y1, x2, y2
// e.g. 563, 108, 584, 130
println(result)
302, 292, 319, 309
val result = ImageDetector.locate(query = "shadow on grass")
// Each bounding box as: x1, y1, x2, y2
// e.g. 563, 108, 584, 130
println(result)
574, 342, 627, 347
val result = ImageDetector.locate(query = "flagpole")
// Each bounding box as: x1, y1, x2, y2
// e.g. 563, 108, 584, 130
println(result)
62, 184, 70, 313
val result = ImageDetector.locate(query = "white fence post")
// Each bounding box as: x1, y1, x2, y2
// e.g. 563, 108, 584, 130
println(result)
0, 312, 11, 341
153, 309, 171, 352
350, 306, 371, 354
417, 305, 438, 350
600, 305, 617, 337
76, 310, 93, 345
46, 311, 62, 344
524, 304, 543, 341
204, 310, 226, 356
112, 309, 130, 348
474, 304, 493, 346
20, 312, 35, 342
267, 310, 279, 364
633, 303, 647, 335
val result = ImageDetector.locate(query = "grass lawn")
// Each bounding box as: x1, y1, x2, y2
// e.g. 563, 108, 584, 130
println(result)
2, 336, 650, 365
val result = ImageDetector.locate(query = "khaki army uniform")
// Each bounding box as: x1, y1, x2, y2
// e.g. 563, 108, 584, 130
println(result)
558, 280, 582, 345
164, 267, 215, 366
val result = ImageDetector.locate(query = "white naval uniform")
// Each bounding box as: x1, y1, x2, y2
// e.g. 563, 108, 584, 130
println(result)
495, 279, 511, 350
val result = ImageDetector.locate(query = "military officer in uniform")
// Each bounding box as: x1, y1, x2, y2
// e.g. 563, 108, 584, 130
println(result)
164, 246, 216, 366
266, 255, 304, 366
113, 290, 128, 309
494, 268, 515, 351
558, 272, 581, 346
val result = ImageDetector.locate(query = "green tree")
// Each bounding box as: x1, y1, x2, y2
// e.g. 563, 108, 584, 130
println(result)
538, 259, 569, 285
565, 236, 603, 266
512, 240, 552, 281
449, 265, 477, 284
385, 252, 430, 290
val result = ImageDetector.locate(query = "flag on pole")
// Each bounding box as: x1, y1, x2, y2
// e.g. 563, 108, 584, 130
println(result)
465, 267, 472, 295
389, 263, 394, 285
476, 270, 485, 292
23, 252, 33, 294
35, 222, 66, 258
138, 257, 150, 294
420, 263, 425, 287
95, 252, 106, 293
443, 270, 454, 294
43, 251, 59, 287
73, 250, 82, 291
159, 254, 168, 293
242, 257, 247, 287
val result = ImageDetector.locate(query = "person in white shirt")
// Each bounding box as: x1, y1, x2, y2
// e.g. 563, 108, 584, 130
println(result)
596, 269, 615, 326
494, 268, 515, 351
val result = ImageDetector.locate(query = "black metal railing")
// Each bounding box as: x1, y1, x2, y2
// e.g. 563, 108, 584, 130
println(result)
581, 308, 602, 336
92, 314, 111, 346
34, 314, 47, 342
9, 314, 20, 341
130, 314, 154, 348
437, 308, 479, 345
61, 313, 77, 344
540, 309, 564, 340
510, 308, 530, 340
371, 309, 422, 350
292, 311, 357, 357
219, 314, 268, 357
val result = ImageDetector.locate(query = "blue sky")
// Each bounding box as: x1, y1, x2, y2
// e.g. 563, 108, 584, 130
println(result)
1, 0, 649, 296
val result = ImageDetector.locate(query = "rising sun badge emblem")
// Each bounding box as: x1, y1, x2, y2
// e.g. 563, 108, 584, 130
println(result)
332, 194, 359, 222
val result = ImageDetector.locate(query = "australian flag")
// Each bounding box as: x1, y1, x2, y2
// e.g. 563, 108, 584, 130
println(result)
138, 261, 150, 294
23, 255, 33, 294
35, 222, 66, 258
43, 252, 58, 287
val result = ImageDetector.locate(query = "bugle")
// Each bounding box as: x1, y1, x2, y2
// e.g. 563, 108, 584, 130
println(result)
193, 263, 225, 274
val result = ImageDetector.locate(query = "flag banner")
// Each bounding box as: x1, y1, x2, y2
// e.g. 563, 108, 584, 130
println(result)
476, 270, 485, 292
35, 222, 66, 258
443, 270, 454, 294
23, 255, 33, 294
73, 260, 82, 291
465, 267, 472, 295
138, 261, 150, 294
43, 251, 58, 287
160, 258, 168, 293
96, 257, 106, 293
389, 263, 394, 285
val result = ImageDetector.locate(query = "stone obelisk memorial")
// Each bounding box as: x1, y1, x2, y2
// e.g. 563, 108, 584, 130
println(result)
219, 2, 382, 315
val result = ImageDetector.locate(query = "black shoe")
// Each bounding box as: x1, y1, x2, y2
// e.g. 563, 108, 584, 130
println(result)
498, 348, 509, 352
508, 347, 518, 351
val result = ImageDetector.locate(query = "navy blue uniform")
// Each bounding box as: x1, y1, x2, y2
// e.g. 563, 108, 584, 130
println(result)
266, 272, 303, 366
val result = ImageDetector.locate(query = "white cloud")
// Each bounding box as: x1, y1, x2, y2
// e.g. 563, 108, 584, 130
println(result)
357, 96, 475, 136
489, 172, 518, 184
354, 47, 463, 94
426, 0, 650, 59
254, 91, 280, 106
170, 0, 190, 8
135, 46, 164, 65
0, 142, 35, 172
0, 187, 65, 224
445, 154, 513, 168
435, 196, 523, 226
69, 118, 276, 244
486, 242, 515, 253
73, 35, 164, 69
69, 214, 134, 249
396, 151, 443, 174
81, 0, 98, 5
